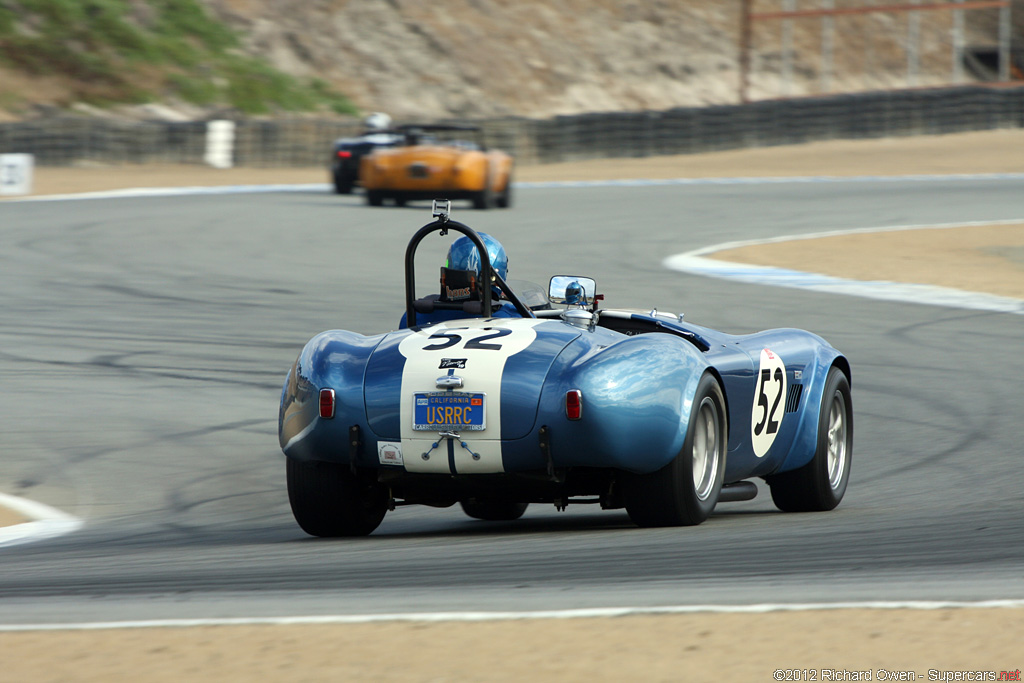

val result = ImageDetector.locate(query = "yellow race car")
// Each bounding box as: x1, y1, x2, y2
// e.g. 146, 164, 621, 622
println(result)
359, 124, 513, 209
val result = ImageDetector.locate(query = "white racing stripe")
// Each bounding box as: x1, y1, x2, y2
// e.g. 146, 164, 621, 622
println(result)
2, 599, 1024, 631
397, 319, 546, 474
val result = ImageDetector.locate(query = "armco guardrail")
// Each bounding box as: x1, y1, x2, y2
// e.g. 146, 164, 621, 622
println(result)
527, 86, 1024, 163
1, 85, 1022, 168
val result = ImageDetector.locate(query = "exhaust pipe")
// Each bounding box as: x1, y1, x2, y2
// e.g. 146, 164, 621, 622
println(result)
719, 480, 758, 502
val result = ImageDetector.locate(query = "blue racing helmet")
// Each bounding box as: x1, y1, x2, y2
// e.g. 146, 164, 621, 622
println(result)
446, 232, 508, 282
564, 280, 586, 305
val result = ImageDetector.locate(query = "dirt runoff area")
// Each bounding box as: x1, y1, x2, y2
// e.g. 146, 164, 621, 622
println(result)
4, 608, 1023, 682
2, 128, 1023, 681
0, 507, 23, 527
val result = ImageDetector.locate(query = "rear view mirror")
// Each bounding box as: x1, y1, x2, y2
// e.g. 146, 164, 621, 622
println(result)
549, 276, 596, 306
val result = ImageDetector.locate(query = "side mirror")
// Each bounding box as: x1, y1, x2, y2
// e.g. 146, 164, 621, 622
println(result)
549, 276, 596, 307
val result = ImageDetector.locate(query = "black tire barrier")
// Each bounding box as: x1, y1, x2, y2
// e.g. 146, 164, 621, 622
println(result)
1, 85, 1021, 167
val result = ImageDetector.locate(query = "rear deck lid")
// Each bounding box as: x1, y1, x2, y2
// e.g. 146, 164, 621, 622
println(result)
364, 318, 581, 440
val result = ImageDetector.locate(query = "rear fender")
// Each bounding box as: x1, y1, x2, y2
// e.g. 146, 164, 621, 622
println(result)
773, 350, 850, 474
279, 330, 385, 462
543, 333, 711, 473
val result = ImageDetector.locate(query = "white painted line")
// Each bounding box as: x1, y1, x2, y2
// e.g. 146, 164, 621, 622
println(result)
685, 219, 1024, 256
516, 173, 1024, 189
0, 493, 83, 549
5, 184, 330, 202
4, 173, 1024, 203
2, 599, 1024, 631
665, 219, 1024, 315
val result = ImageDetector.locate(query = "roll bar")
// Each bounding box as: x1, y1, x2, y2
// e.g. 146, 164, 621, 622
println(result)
404, 214, 536, 326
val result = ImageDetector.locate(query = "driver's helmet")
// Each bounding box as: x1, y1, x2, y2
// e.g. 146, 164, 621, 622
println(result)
446, 232, 508, 284
565, 280, 585, 305
362, 112, 392, 132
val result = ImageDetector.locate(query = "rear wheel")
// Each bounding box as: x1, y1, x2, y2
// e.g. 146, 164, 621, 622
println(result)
366, 190, 384, 207
460, 500, 528, 521
625, 373, 727, 527
766, 366, 852, 512
472, 178, 494, 210
333, 174, 352, 194
496, 174, 513, 208
287, 458, 388, 537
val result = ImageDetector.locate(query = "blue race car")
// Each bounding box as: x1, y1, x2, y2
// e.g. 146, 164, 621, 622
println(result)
279, 202, 853, 536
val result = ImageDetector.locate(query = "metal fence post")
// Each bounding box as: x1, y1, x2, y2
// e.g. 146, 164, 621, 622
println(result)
822, 0, 835, 93
999, 0, 1012, 82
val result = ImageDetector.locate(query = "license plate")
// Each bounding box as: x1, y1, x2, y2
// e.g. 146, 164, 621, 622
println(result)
407, 163, 429, 179
413, 392, 485, 431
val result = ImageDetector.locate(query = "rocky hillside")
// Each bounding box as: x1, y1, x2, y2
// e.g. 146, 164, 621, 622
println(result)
199, 0, 744, 119
1, 0, 1021, 121
204, 0, 1022, 119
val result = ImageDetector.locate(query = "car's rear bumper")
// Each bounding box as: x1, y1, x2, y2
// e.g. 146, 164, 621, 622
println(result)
375, 466, 623, 508
371, 188, 482, 201
331, 161, 360, 182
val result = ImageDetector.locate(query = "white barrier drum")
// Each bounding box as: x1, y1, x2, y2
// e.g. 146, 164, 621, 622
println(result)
0, 154, 34, 195
204, 120, 235, 169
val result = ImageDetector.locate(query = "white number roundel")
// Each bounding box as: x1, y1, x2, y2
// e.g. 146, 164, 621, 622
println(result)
751, 348, 787, 458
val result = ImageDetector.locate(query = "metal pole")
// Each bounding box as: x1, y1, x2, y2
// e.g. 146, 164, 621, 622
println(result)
908, 0, 921, 86
783, 0, 795, 96
822, 0, 834, 92
998, 0, 1011, 81
953, 0, 965, 83
740, 0, 752, 103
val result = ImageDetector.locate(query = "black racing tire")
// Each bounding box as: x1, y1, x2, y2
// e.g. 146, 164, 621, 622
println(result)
472, 179, 494, 210
394, 195, 407, 207
625, 373, 727, 527
286, 458, 389, 537
333, 174, 353, 195
766, 366, 852, 512
460, 500, 529, 521
366, 190, 384, 207
495, 175, 513, 209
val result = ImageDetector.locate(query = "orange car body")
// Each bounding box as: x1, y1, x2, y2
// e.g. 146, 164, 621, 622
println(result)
360, 126, 513, 209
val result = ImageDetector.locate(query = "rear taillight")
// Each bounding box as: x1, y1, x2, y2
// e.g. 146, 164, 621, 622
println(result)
565, 389, 582, 420
319, 388, 336, 419
337, 150, 352, 159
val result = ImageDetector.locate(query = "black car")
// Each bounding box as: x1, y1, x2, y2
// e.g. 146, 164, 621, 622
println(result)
329, 131, 404, 194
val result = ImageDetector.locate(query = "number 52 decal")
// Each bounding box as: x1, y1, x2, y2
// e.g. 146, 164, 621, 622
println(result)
399, 320, 545, 365
422, 327, 512, 351
751, 348, 787, 458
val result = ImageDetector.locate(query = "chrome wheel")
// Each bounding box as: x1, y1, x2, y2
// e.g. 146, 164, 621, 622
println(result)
692, 396, 721, 501
826, 391, 848, 490
766, 366, 852, 513
624, 374, 727, 527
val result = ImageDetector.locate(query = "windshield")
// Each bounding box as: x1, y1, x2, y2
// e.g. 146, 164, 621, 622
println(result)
505, 279, 550, 310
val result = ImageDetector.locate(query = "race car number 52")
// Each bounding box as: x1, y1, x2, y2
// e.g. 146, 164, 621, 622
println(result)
751, 348, 787, 458
422, 327, 512, 351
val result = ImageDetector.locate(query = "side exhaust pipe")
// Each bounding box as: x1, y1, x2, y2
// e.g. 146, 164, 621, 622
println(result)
719, 480, 758, 503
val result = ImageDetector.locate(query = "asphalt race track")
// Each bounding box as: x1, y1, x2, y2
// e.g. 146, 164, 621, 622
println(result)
1, 179, 1023, 626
